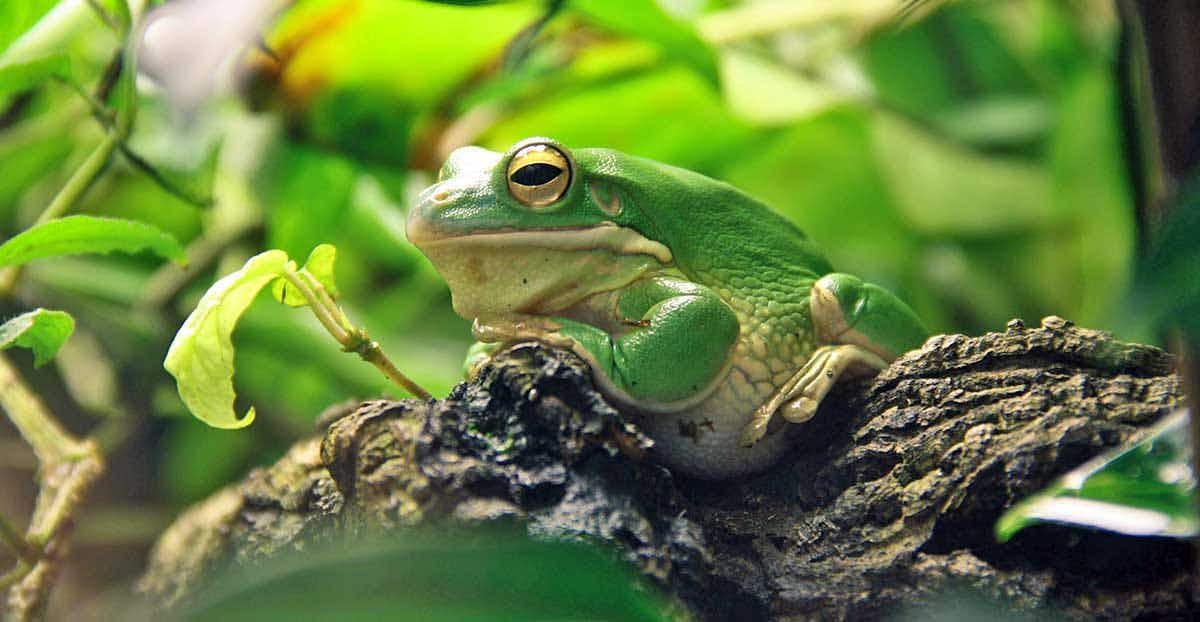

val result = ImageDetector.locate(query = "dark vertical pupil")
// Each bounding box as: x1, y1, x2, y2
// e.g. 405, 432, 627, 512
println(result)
511, 163, 562, 186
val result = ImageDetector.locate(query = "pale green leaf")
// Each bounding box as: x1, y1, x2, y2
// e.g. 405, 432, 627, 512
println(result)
996, 411, 1198, 541
163, 250, 290, 429
0, 308, 74, 368
571, 0, 719, 88
0, 0, 93, 69
0, 215, 187, 267
271, 244, 339, 307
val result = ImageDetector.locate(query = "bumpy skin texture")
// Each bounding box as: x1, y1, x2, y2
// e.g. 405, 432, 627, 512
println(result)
407, 137, 928, 478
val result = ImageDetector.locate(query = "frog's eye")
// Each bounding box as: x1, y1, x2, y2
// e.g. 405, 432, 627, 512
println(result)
506, 144, 571, 207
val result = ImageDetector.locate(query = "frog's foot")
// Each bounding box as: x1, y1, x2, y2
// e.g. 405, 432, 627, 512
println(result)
471, 315, 575, 349
739, 344, 887, 447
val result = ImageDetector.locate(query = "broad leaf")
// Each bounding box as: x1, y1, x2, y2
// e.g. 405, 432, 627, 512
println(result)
0, 308, 74, 367
996, 411, 1198, 541
571, 0, 719, 89
271, 243, 339, 307
0, 215, 187, 267
164, 250, 289, 429
182, 530, 668, 622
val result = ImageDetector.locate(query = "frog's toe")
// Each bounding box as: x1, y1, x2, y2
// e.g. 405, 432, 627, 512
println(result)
780, 396, 819, 423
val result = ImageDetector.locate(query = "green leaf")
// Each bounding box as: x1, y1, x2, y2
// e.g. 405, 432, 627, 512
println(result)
0, 308, 74, 368
163, 250, 290, 430
996, 411, 1199, 542
0, 55, 68, 97
271, 243, 340, 307
570, 0, 719, 89
0, 215, 187, 267
182, 529, 669, 622
0, 0, 93, 72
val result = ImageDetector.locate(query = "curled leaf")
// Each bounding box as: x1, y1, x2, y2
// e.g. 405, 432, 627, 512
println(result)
164, 250, 289, 429
0, 308, 74, 367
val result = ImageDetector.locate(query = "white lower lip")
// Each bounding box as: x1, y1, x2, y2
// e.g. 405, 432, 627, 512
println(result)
408, 221, 673, 264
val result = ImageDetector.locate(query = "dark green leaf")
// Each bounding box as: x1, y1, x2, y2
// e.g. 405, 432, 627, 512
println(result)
0, 308, 74, 367
571, 0, 719, 88
996, 411, 1198, 541
181, 530, 668, 622
0, 215, 187, 267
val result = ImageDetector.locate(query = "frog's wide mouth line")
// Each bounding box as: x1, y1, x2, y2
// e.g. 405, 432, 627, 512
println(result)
407, 221, 674, 264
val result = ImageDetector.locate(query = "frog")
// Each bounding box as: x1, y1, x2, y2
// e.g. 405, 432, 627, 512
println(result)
406, 137, 928, 479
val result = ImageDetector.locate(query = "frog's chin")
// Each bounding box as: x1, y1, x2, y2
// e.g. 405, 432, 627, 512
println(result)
408, 223, 672, 318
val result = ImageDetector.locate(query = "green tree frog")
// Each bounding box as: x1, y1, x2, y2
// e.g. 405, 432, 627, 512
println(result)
407, 138, 928, 479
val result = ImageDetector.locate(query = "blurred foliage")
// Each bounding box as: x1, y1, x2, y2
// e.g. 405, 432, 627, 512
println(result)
175, 528, 670, 622
0, 1, 1152, 614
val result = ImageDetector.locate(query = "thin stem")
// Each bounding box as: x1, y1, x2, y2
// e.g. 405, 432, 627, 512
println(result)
84, 0, 119, 32
0, 354, 77, 464
279, 268, 432, 400
118, 145, 214, 208
0, 561, 32, 590
279, 267, 349, 343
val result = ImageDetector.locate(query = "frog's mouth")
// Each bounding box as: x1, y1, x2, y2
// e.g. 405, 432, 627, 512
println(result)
407, 221, 673, 319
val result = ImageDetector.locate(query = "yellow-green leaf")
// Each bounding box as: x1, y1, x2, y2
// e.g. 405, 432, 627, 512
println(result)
164, 250, 290, 429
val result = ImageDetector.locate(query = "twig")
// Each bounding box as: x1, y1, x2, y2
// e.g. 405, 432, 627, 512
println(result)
0, 355, 105, 621
279, 268, 432, 400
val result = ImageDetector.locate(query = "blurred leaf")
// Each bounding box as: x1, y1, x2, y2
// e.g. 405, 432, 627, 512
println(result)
0, 0, 58, 52
872, 113, 1053, 235
0, 307, 74, 367
483, 67, 753, 174
0, 0, 94, 70
258, 141, 355, 258
0, 55, 69, 97
718, 49, 844, 126
164, 250, 290, 430
933, 96, 1050, 149
571, 0, 719, 89
160, 420, 256, 504
997, 410, 1198, 541
180, 529, 669, 622
1046, 66, 1133, 327
0, 215, 187, 267
271, 243, 339, 306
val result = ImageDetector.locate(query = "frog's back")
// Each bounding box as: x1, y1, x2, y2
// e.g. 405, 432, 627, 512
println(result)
577, 149, 830, 302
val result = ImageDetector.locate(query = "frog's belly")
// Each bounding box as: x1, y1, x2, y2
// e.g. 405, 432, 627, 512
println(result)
634, 363, 796, 480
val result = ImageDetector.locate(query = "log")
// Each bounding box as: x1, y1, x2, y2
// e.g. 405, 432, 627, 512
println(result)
138, 317, 1196, 620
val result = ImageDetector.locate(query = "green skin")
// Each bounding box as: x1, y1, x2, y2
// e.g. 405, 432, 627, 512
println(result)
407, 137, 928, 479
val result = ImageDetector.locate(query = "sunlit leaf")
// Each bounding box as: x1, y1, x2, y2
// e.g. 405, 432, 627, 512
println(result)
571, 0, 719, 89
164, 250, 290, 429
181, 530, 669, 622
0, 0, 92, 70
0, 308, 74, 368
0, 215, 187, 267
719, 49, 844, 125
996, 410, 1199, 542
271, 243, 339, 307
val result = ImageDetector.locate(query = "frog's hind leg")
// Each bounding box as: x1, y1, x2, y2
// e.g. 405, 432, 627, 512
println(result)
739, 273, 927, 447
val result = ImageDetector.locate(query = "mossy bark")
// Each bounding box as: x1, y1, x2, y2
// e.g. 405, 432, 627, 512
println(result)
139, 317, 1197, 620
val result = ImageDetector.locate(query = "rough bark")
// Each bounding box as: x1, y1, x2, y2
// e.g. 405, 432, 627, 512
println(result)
138, 317, 1197, 620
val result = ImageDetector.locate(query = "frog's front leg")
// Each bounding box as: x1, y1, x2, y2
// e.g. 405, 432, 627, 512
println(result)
740, 273, 928, 446
474, 276, 740, 407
